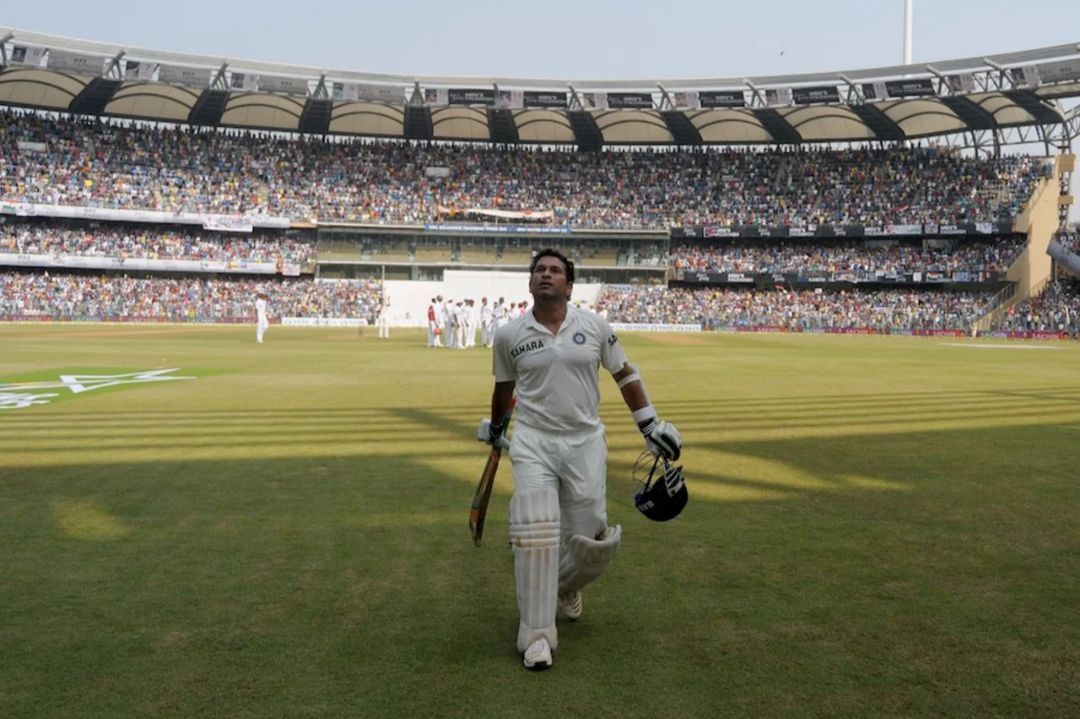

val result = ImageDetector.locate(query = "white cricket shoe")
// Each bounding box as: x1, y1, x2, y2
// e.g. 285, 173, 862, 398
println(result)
522, 638, 552, 671
558, 590, 583, 621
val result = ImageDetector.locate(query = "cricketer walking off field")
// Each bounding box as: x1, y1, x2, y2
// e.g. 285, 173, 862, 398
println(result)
477, 248, 682, 671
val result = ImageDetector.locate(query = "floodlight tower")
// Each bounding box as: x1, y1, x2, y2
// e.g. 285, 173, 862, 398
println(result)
903, 0, 913, 65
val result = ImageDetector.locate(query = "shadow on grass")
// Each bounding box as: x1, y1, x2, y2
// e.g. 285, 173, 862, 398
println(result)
1, 419, 1077, 717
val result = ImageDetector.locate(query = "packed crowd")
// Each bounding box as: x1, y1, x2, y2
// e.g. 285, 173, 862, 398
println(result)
595, 285, 991, 331
1056, 230, 1079, 254
670, 237, 1024, 276
0, 222, 316, 264
0, 271, 383, 321
996, 279, 1080, 334
0, 111, 1044, 229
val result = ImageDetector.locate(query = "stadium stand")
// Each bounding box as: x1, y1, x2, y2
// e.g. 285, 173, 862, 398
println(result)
0, 112, 1046, 229
0, 30, 1077, 333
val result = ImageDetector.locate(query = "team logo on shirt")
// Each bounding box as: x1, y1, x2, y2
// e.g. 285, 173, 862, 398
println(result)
573, 332, 586, 345
608, 333, 619, 346
511, 339, 546, 359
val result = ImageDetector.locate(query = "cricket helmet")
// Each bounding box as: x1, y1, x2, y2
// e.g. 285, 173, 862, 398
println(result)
633, 452, 688, 522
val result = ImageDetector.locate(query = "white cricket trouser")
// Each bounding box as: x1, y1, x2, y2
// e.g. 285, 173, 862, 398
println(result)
256, 318, 268, 343
378, 316, 389, 338
509, 423, 608, 551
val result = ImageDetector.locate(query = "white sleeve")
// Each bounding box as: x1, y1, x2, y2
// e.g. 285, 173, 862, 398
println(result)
598, 316, 628, 374
492, 327, 516, 382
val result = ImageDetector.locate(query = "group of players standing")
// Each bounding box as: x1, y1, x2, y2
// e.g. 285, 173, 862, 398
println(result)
426, 295, 528, 349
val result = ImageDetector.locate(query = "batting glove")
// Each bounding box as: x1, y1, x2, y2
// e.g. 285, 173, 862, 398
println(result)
476, 418, 510, 450
640, 419, 681, 461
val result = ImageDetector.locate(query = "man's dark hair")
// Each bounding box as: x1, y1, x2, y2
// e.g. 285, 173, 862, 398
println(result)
529, 248, 575, 283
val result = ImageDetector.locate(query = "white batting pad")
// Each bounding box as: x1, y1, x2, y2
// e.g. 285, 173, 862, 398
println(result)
558, 524, 622, 594
509, 488, 561, 652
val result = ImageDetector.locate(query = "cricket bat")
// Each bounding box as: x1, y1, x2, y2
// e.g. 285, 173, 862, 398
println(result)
469, 400, 514, 546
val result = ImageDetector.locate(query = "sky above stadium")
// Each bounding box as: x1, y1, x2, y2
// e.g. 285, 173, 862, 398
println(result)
5, 0, 1080, 80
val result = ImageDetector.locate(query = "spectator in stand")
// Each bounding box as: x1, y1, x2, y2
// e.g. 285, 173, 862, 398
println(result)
997, 280, 1080, 337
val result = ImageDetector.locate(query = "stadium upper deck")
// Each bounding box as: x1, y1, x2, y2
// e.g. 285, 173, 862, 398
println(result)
0, 112, 1044, 228
1, 28, 1078, 152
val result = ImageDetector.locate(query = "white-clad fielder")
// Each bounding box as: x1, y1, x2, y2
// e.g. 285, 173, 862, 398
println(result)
477, 248, 681, 671
255, 291, 269, 343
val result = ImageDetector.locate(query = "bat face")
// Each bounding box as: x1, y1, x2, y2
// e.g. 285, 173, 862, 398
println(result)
469, 446, 503, 545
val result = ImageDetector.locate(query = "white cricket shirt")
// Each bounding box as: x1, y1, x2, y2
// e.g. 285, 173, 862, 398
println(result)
493, 305, 628, 434
255, 297, 267, 321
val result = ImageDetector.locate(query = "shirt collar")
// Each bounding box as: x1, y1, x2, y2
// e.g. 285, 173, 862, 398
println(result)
525, 304, 578, 335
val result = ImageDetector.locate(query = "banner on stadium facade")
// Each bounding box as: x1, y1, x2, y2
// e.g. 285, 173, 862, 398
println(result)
523, 91, 567, 109
947, 73, 976, 93
497, 90, 524, 109
582, 93, 609, 110
16, 141, 47, 154
332, 82, 358, 101
607, 93, 654, 109
362, 83, 407, 103
792, 85, 840, 105
202, 215, 255, 233
885, 224, 923, 236
702, 225, 740, 238
282, 317, 366, 327
672, 221, 1014, 239
1009, 66, 1041, 88
989, 330, 1072, 340
9, 46, 47, 67
699, 90, 747, 108
424, 88, 448, 105
158, 64, 212, 88
331, 82, 406, 103
47, 50, 104, 76
0, 202, 291, 229
448, 88, 496, 106
230, 72, 259, 91
258, 75, 309, 96
673, 268, 1006, 286
864, 79, 936, 99
422, 223, 570, 234
1036, 58, 1080, 84
674, 92, 700, 109
124, 60, 157, 81
436, 206, 554, 222
886, 79, 935, 98
863, 82, 888, 101
764, 88, 793, 106
608, 323, 702, 333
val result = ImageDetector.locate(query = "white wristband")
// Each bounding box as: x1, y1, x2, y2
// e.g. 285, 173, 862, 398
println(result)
617, 372, 641, 389
632, 405, 657, 426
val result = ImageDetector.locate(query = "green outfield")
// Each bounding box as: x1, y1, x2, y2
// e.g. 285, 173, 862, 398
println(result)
1, 324, 1078, 718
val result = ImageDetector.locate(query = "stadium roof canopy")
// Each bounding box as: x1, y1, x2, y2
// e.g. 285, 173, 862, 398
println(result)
1, 28, 1078, 153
